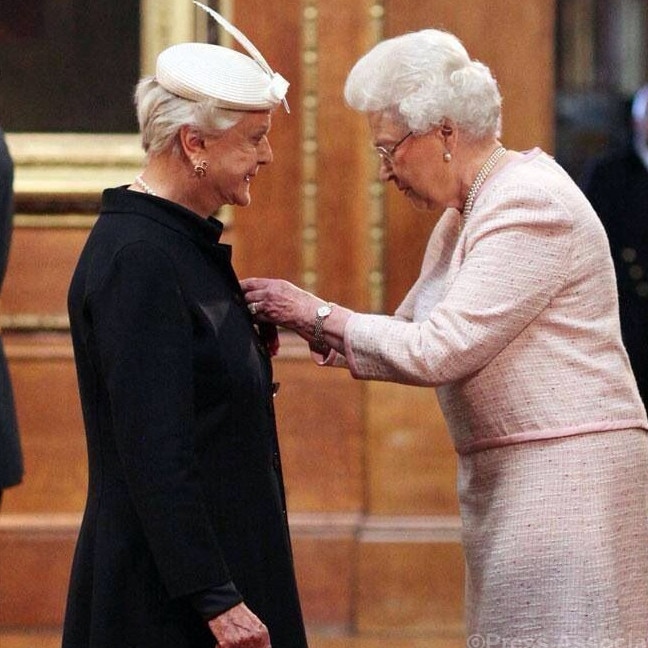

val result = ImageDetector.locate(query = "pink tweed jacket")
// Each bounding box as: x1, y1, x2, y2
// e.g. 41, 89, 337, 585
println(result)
343, 148, 648, 452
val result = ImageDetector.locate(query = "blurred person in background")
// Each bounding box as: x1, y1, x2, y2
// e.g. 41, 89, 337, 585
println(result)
0, 127, 23, 509
581, 83, 648, 406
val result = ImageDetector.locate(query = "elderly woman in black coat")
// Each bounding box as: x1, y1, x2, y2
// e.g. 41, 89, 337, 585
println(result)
62, 7, 307, 648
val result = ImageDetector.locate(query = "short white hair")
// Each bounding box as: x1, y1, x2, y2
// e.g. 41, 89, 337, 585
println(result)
134, 77, 246, 157
344, 29, 502, 141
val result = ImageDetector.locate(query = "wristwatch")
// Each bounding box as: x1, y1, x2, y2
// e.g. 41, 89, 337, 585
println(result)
312, 302, 334, 352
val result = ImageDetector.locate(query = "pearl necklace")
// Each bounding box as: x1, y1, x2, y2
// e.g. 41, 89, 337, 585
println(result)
462, 145, 507, 220
134, 174, 157, 196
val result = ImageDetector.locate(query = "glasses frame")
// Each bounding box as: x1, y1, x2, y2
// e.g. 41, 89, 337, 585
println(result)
375, 131, 414, 164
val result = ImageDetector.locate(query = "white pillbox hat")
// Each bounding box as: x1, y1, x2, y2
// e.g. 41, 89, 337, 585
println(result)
155, 2, 289, 112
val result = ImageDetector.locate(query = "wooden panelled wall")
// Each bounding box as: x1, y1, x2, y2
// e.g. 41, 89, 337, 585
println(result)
0, 0, 555, 642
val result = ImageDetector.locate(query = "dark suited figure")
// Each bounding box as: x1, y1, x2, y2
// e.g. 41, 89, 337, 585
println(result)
581, 85, 648, 405
0, 128, 23, 507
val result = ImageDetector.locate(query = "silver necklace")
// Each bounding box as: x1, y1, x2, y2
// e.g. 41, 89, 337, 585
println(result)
134, 174, 157, 196
462, 145, 507, 220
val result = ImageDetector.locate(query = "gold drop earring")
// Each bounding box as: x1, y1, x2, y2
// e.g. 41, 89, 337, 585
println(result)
194, 160, 208, 177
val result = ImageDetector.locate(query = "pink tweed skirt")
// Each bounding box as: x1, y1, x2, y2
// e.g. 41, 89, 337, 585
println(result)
458, 428, 648, 645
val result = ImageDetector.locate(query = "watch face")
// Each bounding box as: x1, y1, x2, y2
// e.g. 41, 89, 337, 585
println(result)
317, 305, 332, 317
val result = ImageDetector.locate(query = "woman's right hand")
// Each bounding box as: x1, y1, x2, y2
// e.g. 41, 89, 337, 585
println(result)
207, 602, 270, 647
240, 277, 320, 332
240, 277, 352, 354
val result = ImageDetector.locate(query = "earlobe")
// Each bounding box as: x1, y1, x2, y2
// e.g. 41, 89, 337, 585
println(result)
439, 121, 455, 142
439, 121, 456, 160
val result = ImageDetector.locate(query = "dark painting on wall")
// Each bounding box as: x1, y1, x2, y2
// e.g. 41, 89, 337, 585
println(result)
0, 0, 140, 132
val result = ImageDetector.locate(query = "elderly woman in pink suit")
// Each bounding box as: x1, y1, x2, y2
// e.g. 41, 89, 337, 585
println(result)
242, 28, 648, 644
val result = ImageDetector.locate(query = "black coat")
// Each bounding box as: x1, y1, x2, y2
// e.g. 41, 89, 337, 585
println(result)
63, 188, 308, 648
0, 128, 23, 492
581, 149, 648, 405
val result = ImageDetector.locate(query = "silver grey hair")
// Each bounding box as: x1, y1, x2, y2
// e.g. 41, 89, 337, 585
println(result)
344, 29, 502, 141
134, 77, 246, 156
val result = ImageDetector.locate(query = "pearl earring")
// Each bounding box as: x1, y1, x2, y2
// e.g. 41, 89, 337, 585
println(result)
443, 151, 452, 163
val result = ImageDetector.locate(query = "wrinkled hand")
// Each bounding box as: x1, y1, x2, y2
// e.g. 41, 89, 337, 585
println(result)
207, 602, 270, 648
240, 278, 322, 334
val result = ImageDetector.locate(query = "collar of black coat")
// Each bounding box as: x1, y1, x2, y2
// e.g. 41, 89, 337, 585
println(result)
101, 186, 226, 245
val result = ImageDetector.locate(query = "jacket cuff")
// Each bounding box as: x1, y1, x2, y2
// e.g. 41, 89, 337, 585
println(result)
190, 581, 244, 620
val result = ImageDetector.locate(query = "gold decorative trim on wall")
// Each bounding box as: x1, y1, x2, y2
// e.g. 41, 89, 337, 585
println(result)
0, 314, 70, 332
301, 0, 319, 294
6, 133, 144, 201
359, 515, 462, 543
140, 0, 196, 76
213, 0, 235, 48
0, 511, 461, 541
368, 2, 386, 313
13, 215, 97, 229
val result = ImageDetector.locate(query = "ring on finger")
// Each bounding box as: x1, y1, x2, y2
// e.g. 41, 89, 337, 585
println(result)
248, 301, 258, 315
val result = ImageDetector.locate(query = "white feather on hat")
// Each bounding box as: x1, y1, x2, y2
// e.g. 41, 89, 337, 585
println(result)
155, 2, 290, 112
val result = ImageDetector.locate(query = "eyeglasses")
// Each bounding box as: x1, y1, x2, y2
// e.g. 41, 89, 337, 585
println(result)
375, 131, 413, 164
